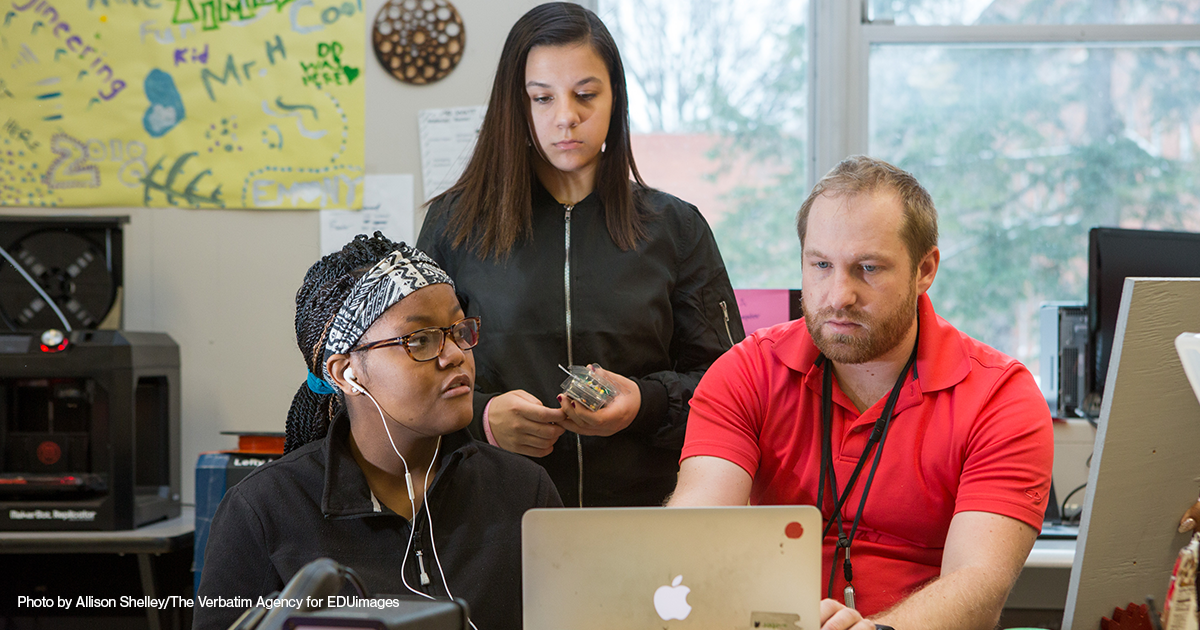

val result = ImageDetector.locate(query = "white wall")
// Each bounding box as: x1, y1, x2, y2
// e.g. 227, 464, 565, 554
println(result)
4, 0, 544, 504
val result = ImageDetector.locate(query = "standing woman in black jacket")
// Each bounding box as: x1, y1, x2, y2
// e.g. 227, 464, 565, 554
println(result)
417, 2, 744, 507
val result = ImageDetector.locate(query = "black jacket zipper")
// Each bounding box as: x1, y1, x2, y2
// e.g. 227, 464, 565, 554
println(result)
563, 203, 584, 507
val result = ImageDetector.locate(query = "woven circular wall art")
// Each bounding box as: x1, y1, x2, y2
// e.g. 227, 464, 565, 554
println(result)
373, 0, 466, 85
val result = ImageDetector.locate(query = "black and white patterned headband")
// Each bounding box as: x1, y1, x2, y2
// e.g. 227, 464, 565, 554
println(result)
314, 246, 454, 390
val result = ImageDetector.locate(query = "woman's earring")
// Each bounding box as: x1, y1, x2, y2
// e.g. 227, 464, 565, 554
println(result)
601, 141, 607, 153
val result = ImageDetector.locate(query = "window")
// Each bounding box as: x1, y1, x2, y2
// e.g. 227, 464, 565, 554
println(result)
859, 3, 1200, 368
602, 0, 1200, 377
598, 0, 810, 288
869, 0, 1200, 26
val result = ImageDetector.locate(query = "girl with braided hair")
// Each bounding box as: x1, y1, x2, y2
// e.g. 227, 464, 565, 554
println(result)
195, 233, 562, 630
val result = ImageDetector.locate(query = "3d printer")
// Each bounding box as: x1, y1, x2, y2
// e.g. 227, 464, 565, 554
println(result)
0, 216, 180, 530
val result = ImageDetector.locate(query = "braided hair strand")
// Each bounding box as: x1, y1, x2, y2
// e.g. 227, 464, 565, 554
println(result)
284, 232, 404, 453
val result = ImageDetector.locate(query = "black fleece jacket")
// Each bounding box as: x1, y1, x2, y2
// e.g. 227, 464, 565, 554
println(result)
418, 183, 744, 507
194, 413, 562, 630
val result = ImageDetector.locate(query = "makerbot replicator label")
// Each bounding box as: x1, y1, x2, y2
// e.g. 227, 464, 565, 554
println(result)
8, 509, 97, 521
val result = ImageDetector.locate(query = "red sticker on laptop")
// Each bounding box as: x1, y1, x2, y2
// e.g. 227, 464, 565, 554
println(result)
785, 521, 804, 539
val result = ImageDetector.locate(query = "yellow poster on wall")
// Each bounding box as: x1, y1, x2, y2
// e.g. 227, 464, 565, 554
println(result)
1, 0, 365, 209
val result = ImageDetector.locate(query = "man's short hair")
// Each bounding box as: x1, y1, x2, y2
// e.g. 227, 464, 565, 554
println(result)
796, 155, 938, 270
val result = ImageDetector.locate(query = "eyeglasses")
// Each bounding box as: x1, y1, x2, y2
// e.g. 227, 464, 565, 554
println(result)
350, 317, 481, 362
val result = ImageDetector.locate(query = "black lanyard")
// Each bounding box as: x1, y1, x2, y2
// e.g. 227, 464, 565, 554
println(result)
815, 336, 919, 605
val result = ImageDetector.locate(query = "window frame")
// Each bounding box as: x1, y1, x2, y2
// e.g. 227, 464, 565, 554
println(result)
809, 0, 1200, 187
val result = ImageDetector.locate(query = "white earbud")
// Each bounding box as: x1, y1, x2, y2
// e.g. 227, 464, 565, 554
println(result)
343, 367, 367, 394
344, 363, 471, 628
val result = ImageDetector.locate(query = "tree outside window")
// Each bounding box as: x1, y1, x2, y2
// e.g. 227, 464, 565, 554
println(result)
602, 0, 1200, 373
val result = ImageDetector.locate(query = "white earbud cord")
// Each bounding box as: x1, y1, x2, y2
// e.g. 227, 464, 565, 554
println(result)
361, 387, 478, 630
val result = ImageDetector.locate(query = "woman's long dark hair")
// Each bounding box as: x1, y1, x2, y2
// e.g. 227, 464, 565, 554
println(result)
429, 1, 649, 259
284, 232, 403, 453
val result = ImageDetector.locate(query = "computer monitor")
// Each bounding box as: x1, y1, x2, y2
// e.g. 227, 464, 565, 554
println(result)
1063, 277, 1200, 629
1087, 227, 1200, 405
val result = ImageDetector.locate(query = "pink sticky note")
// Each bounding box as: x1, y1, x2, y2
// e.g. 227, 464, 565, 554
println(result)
735, 289, 792, 334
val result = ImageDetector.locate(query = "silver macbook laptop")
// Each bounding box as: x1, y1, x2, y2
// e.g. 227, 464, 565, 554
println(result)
523, 505, 822, 630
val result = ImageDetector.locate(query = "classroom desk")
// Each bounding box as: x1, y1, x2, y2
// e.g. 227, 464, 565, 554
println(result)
0, 510, 1074, 630
1, 506, 195, 630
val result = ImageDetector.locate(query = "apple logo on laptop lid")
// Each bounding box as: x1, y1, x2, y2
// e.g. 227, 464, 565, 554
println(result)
654, 575, 692, 621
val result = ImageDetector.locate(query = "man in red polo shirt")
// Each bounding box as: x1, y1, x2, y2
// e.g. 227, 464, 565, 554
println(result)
669, 156, 1053, 630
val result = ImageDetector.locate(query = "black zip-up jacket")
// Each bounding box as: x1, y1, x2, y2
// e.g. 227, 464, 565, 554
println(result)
418, 183, 745, 507
194, 412, 562, 630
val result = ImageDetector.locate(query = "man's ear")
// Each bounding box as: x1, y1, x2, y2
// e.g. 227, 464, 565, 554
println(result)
326, 354, 358, 396
916, 246, 940, 295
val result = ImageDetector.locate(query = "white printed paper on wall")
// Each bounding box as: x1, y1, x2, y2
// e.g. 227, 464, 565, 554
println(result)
418, 105, 486, 201
319, 174, 413, 256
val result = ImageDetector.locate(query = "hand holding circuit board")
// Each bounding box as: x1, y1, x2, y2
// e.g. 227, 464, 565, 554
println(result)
555, 364, 641, 438
558, 364, 617, 411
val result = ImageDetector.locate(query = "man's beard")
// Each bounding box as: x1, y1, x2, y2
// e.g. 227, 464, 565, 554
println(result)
802, 282, 918, 364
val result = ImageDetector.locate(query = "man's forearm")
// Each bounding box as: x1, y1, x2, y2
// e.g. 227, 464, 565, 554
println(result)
870, 563, 1019, 630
